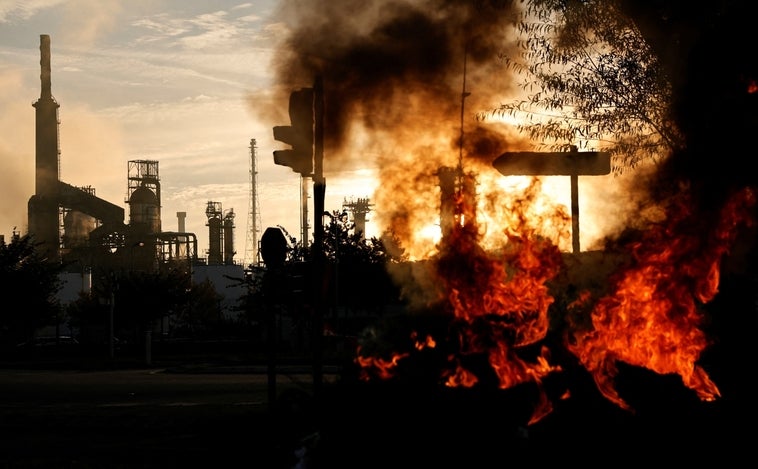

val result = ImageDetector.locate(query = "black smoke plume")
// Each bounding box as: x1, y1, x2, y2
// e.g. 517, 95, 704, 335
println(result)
271, 0, 521, 160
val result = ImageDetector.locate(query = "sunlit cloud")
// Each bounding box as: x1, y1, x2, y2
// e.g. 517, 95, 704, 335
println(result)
58, 0, 124, 46
0, 66, 35, 234
0, 0, 65, 23
132, 15, 190, 40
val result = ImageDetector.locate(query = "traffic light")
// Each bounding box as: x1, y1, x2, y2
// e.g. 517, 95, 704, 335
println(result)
273, 87, 314, 176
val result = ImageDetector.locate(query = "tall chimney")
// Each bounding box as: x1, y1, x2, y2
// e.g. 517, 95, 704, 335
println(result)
177, 211, 186, 232
40, 34, 52, 100
32, 34, 60, 196
28, 34, 62, 263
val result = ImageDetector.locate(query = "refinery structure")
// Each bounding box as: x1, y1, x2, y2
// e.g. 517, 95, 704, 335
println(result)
26, 35, 245, 310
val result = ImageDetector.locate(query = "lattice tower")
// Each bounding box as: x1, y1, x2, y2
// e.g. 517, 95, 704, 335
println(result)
244, 138, 262, 266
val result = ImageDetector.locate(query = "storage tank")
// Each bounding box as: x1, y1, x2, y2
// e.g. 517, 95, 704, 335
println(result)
129, 185, 161, 234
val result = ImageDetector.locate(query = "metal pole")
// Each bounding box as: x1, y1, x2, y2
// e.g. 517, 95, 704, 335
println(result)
267, 300, 276, 412
145, 328, 152, 366
571, 174, 580, 254
312, 75, 325, 397
109, 290, 115, 360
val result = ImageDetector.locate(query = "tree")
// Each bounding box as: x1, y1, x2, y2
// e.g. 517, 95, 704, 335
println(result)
481, 0, 683, 173
322, 210, 398, 265
238, 211, 406, 335
0, 232, 63, 346
172, 278, 224, 337
318, 210, 404, 317
111, 268, 192, 340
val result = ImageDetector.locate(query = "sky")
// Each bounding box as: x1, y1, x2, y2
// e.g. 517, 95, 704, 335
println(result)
0, 0, 644, 266
0, 0, 382, 265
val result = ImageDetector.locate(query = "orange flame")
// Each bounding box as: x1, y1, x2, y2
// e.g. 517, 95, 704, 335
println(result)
356, 180, 564, 423
412, 331, 436, 350
356, 345, 410, 381
568, 187, 756, 410
355, 163, 755, 424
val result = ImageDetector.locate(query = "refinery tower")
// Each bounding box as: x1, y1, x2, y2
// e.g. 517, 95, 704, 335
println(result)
26, 35, 199, 273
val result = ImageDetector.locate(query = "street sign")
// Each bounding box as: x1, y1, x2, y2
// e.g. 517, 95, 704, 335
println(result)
492, 150, 611, 254
493, 151, 610, 176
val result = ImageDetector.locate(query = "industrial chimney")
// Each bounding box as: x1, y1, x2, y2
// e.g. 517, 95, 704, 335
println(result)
177, 211, 186, 232
27, 34, 62, 263
33, 34, 59, 197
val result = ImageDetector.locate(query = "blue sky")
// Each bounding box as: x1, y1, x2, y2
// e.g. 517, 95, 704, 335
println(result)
0, 0, 378, 264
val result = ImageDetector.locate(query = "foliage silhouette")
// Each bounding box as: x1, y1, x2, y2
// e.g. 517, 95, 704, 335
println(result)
0, 232, 63, 346
480, 0, 683, 173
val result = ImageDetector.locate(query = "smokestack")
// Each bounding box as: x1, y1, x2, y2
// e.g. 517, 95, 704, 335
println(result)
177, 211, 186, 232
28, 34, 62, 263
33, 34, 60, 196
39, 34, 52, 100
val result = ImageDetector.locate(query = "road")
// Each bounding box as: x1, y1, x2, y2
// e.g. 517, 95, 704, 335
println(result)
0, 366, 326, 468
1, 356, 753, 468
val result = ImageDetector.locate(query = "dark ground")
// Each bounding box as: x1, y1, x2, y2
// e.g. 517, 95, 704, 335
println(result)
0, 345, 754, 469
2, 271, 757, 469
0, 365, 313, 467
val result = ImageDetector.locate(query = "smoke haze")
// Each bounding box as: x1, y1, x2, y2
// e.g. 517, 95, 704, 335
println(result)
256, 0, 538, 258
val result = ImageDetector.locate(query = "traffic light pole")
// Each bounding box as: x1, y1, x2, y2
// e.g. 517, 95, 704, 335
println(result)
312, 75, 325, 397
271, 74, 326, 398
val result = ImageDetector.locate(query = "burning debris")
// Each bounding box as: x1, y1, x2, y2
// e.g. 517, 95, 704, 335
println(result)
568, 186, 756, 410
355, 172, 755, 424
357, 175, 566, 423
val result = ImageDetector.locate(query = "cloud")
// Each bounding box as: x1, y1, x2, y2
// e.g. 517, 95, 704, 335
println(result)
0, 67, 35, 236
0, 1, 348, 254
0, 0, 65, 23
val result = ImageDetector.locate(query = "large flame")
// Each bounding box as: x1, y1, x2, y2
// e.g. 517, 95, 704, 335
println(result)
356, 173, 756, 424
568, 187, 756, 410
357, 172, 566, 424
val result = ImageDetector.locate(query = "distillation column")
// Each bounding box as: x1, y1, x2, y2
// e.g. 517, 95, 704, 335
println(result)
206, 201, 223, 265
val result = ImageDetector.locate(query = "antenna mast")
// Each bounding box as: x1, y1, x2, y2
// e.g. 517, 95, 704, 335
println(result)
245, 138, 262, 266
458, 45, 470, 191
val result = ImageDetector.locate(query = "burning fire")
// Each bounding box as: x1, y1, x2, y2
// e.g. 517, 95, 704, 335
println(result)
568, 186, 756, 410
357, 175, 566, 424
356, 176, 756, 425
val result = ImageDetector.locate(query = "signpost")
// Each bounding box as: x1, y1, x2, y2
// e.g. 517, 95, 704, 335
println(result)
493, 149, 610, 253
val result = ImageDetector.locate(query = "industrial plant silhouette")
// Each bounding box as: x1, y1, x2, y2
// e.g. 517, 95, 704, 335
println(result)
26, 35, 241, 303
